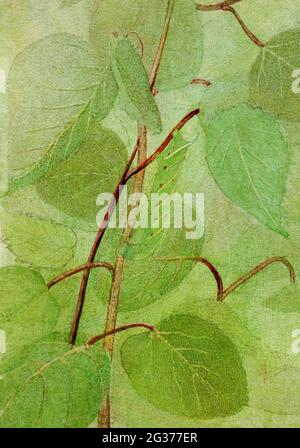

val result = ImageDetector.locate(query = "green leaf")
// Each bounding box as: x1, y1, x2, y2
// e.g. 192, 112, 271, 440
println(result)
263, 283, 300, 313
113, 37, 162, 133
8, 32, 117, 190
249, 29, 300, 121
36, 124, 128, 225
0, 266, 58, 352
0, 341, 109, 427
205, 105, 289, 236
1, 212, 76, 269
201, 74, 250, 125
90, 0, 203, 91
118, 132, 204, 312
121, 314, 248, 419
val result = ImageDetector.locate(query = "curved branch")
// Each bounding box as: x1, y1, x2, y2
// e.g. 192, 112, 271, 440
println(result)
69, 137, 140, 345
196, 1, 265, 48
222, 6, 265, 48
153, 256, 224, 301
47, 262, 114, 290
222, 256, 296, 301
196, 0, 242, 11
191, 78, 212, 87
125, 108, 200, 181
125, 31, 144, 58
86, 323, 155, 346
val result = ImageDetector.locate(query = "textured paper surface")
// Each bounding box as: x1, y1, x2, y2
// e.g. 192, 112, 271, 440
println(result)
0, 0, 300, 428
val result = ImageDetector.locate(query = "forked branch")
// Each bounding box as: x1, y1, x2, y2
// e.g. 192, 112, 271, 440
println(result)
125, 108, 200, 181
69, 108, 200, 345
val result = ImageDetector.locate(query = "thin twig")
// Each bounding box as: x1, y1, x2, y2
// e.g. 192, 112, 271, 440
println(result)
191, 78, 212, 87
125, 108, 200, 181
222, 6, 265, 48
153, 256, 224, 301
69, 109, 198, 346
47, 262, 114, 290
196, 0, 242, 11
196, 1, 265, 48
69, 137, 140, 345
86, 323, 155, 346
222, 256, 296, 301
149, 0, 176, 90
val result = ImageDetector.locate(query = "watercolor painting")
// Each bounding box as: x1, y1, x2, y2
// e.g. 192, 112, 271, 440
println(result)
0, 0, 300, 428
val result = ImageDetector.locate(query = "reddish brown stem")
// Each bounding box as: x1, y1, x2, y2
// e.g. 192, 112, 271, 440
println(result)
196, 1, 265, 48
222, 6, 265, 48
222, 256, 296, 301
191, 78, 212, 87
149, 0, 175, 89
86, 323, 155, 346
69, 110, 199, 345
126, 108, 200, 181
69, 137, 140, 345
153, 256, 224, 301
47, 262, 114, 290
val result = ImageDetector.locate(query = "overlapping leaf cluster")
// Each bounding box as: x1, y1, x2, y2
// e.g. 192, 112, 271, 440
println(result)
0, 0, 299, 427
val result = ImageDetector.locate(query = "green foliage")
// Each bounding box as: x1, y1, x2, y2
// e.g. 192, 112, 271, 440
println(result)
118, 132, 203, 312
0, 341, 109, 427
37, 124, 128, 224
7, 32, 117, 190
1, 0, 300, 429
1, 212, 76, 269
205, 105, 289, 236
250, 29, 300, 121
121, 314, 248, 419
113, 37, 162, 133
90, 0, 203, 91
0, 266, 58, 351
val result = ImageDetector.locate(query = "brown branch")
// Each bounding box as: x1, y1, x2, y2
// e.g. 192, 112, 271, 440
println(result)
69, 109, 198, 346
153, 256, 224, 301
196, 0, 242, 11
222, 6, 265, 48
69, 137, 140, 345
222, 257, 296, 301
47, 262, 114, 290
125, 31, 144, 58
125, 108, 200, 182
98, 1, 176, 427
191, 78, 211, 87
196, 1, 265, 48
86, 322, 155, 347
149, 0, 176, 90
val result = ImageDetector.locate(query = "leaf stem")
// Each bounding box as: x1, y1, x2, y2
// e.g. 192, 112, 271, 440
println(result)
196, 1, 265, 48
191, 78, 212, 87
125, 108, 200, 182
86, 322, 155, 346
69, 109, 199, 346
149, 0, 176, 90
98, 0, 177, 427
153, 256, 224, 301
221, 256, 296, 301
47, 262, 114, 289
68, 137, 140, 345
222, 6, 265, 48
